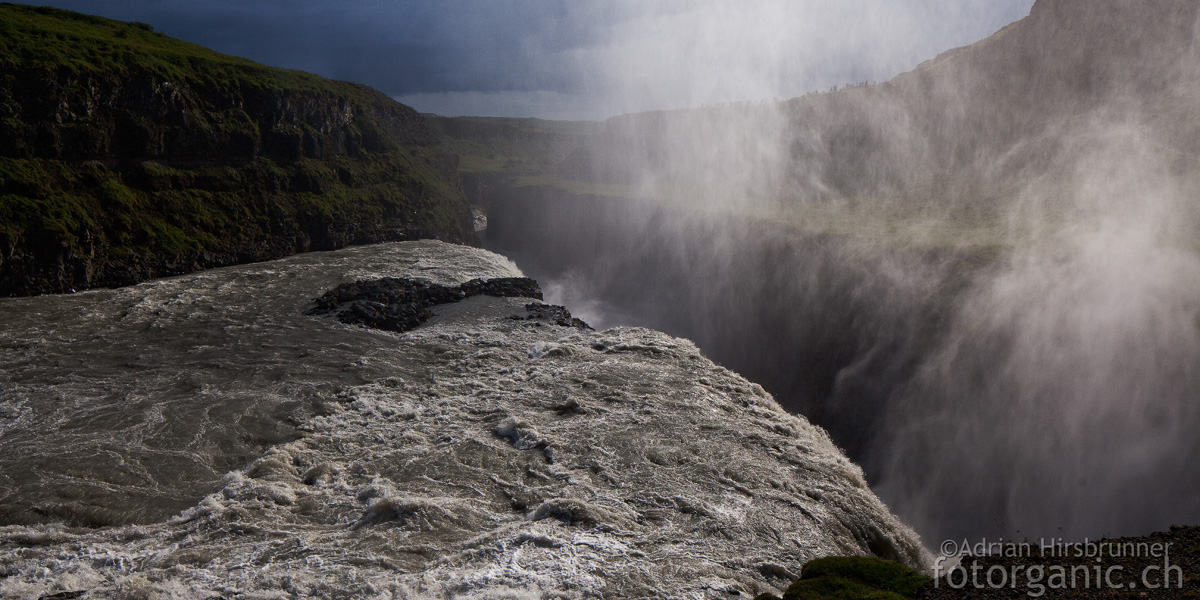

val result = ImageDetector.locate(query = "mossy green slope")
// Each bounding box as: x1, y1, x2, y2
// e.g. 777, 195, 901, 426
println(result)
755, 556, 931, 600
0, 3, 474, 295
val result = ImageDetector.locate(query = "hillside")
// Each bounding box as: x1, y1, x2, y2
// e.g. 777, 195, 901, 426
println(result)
424, 116, 600, 205
0, 3, 475, 296
454, 0, 1200, 248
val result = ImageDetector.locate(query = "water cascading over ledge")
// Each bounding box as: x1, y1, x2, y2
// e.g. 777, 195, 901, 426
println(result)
0, 240, 928, 598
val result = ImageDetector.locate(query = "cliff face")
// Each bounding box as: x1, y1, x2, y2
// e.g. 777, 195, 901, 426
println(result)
885, 0, 1200, 161
0, 4, 475, 296
0, 49, 437, 162
523, 0, 1200, 209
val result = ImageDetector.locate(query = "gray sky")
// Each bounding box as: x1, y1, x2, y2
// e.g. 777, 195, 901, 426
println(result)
25, 0, 1035, 120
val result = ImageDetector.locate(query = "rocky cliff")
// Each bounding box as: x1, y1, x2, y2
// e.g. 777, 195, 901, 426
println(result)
502, 0, 1200, 211
0, 4, 475, 296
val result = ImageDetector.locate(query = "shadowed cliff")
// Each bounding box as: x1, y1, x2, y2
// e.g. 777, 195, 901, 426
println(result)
0, 3, 476, 296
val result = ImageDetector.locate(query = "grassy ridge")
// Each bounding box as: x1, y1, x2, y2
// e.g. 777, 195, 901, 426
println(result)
0, 4, 382, 112
0, 3, 473, 295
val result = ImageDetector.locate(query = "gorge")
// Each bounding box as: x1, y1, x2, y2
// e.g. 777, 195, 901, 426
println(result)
3, 0, 1200, 597
475, 0, 1200, 544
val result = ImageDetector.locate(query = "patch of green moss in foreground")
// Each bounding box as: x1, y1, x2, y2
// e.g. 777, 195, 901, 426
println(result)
755, 556, 931, 600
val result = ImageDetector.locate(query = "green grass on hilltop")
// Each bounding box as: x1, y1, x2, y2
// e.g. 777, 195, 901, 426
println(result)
0, 3, 363, 99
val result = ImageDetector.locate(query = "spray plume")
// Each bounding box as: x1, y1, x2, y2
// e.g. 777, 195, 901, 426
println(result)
486, 0, 1200, 542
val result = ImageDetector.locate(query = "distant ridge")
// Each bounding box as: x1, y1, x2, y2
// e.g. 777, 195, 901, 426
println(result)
438, 0, 1200, 214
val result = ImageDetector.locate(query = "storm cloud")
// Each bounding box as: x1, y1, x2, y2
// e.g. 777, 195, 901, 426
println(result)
23, 1, 1034, 119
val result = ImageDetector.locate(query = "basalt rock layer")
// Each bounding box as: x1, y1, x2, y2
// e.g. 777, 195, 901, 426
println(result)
308, 276, 545, 332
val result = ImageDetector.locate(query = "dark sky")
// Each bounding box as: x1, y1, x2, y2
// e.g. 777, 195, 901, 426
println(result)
23, 1, 1035, 120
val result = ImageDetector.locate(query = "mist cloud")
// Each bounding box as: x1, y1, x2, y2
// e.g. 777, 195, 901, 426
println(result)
483, 0, 1200, 545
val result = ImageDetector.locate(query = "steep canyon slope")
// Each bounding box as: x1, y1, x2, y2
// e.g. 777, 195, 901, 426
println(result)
0, 4, 475, 297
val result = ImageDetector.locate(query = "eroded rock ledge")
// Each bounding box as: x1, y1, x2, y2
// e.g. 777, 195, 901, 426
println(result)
309, 276, 546, 332
308, 275, 594, 332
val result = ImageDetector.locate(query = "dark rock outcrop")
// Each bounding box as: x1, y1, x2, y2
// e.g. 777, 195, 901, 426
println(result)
514, 302, 592, 329
308, 276, 545, 332
918, 525, 1200, 599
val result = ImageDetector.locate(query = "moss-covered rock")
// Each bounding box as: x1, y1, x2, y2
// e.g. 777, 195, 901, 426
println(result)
775, 556, 931, 600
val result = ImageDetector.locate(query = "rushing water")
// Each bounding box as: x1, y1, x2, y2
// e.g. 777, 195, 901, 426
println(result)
0, 241, 926, 599
0, 241, 526, 527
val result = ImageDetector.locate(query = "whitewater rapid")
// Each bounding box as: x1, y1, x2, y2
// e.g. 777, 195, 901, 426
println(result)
0, 241, 926, 599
